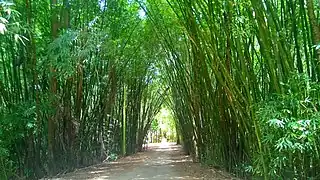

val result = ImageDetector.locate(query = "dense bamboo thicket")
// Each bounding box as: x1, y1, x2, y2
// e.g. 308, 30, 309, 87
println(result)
1, 0, 320, 179
143, 0, 320, 179
0, 0, 166, 179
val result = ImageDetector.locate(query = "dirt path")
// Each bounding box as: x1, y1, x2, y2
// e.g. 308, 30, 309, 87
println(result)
48, 143, 236, 180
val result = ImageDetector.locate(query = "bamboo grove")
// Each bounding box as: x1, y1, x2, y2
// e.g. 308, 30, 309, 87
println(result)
143, 0, 320, 179
0, 0, 166, 179
1, 0, 320, 179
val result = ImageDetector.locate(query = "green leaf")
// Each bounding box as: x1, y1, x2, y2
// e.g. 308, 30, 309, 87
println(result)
0, 23, 7, 34
26, 122, 34, 129
0, 17, 8, 23
268, 119, 285, 128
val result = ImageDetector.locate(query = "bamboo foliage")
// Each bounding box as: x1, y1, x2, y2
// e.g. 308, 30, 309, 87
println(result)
0, 0, 166, 179
1, 0, 320, 179
144, 0, 320, 178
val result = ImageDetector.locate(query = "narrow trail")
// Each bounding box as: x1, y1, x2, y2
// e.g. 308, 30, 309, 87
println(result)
49, 143, 236, 180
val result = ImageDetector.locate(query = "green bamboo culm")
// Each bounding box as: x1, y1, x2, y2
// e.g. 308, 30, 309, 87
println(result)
122, 85, 127, 156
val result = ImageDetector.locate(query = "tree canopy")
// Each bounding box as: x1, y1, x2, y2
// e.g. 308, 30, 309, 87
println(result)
1, 0, 320, 179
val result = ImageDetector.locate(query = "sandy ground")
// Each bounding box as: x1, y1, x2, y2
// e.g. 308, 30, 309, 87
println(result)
46, 142, 237, 180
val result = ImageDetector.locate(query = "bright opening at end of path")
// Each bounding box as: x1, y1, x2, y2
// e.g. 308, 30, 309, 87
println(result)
159, 137, 169, 148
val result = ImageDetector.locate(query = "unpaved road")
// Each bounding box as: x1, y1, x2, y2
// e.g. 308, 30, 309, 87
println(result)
48, 143, 236, 180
